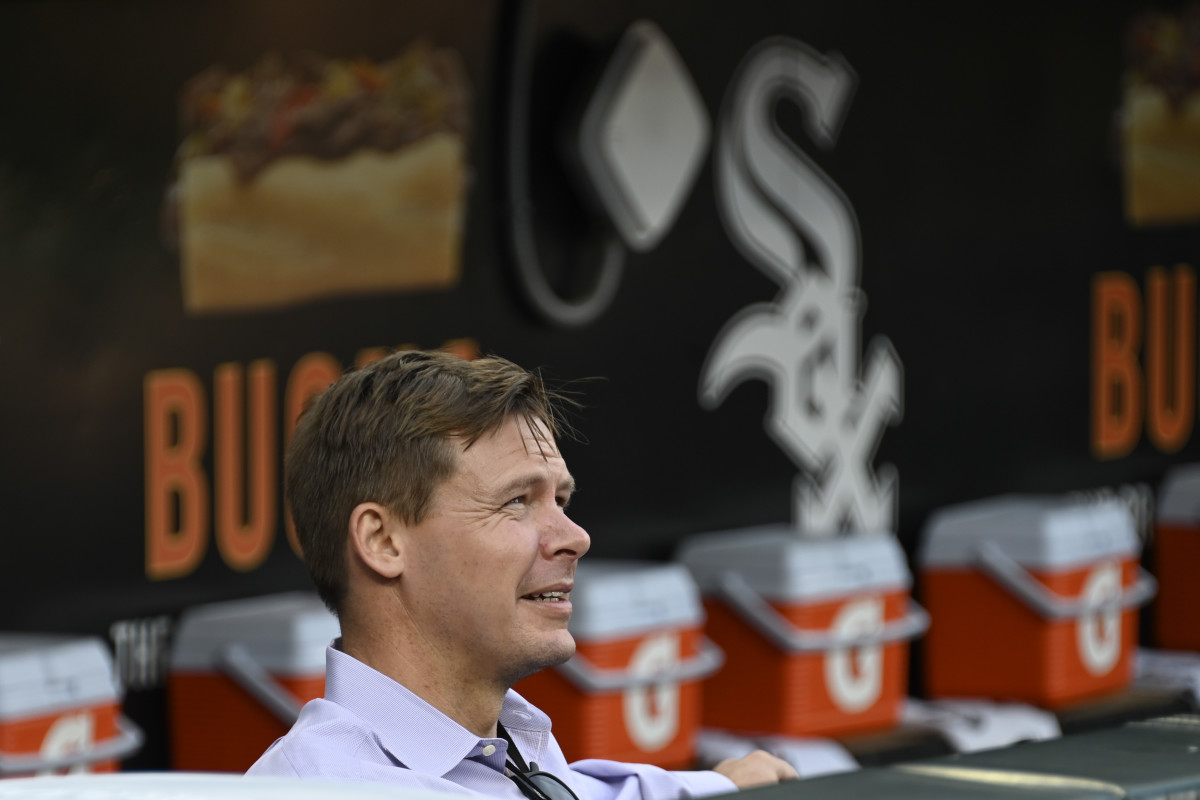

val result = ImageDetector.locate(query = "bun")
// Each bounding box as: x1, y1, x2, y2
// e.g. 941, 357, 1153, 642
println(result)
1123, 86, 1200, 226
1122, 8, 1200, 227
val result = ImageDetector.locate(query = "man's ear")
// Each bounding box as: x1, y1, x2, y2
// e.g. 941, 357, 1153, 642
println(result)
348, 502, 405, 579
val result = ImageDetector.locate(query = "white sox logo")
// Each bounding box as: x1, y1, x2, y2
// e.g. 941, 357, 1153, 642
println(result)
702, 38, 903, 534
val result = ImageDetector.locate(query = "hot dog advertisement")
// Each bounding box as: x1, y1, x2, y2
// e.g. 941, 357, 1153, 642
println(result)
165, 45, 471, 313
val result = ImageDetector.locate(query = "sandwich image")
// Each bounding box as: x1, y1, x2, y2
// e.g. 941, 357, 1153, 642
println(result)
166, 43, 471, 313
1122, 5, 1200, 227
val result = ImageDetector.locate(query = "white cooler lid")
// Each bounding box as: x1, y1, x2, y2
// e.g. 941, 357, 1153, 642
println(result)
920, 494, 1141, 570
0, 634, 120, 720
568, 560, 704, 640
1158, 463, 1200, 524
170, 591, 339, 675
674, 524, 912, 603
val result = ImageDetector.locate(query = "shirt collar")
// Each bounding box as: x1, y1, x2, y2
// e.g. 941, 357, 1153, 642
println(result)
323, 645, 553, 777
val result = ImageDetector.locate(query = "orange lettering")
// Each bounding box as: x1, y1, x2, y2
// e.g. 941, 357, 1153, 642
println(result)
145, 369, 209, 580
215, 360, 278, 571
1092, 272, 1143, 459
1147, 265, 1196, 452
146, 341, 479, 574
355, 347, 390, 368
441, 338, 480, 360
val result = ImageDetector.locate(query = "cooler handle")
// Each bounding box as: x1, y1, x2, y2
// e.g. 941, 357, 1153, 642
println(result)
716, 571, 930, 653
0, 714, 144, 774
976, 542, 1157, 620
555, 637, 724, 691
216, 642, 305, 726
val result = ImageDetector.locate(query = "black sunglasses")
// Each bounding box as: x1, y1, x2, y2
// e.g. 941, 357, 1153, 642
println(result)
496, 723, 581, 800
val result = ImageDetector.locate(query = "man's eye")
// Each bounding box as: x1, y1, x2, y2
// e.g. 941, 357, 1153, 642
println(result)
507, 497, 525, 506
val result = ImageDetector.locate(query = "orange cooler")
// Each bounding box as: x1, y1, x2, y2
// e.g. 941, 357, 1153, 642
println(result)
168, 592, 339, 772
920, 495, 1156, 708
1154, 464, 1200, 651
676, 527, 927, 738
515, 560, 721, 768
0, 634, 142, 777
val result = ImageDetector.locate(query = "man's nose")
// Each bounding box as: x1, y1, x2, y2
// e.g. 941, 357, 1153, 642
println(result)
545, 511, 590, 559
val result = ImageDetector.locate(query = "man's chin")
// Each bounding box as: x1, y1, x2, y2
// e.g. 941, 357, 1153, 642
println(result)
506, 636, 576, 685
548, 636, 576, 666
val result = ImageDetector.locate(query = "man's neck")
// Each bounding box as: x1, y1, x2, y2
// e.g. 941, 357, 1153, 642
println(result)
339, 625, 506, 739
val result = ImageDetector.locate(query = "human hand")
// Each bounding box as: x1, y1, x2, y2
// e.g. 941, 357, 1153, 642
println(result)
712, 749, 798, 789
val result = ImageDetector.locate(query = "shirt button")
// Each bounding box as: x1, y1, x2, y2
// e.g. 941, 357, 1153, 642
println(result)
482, 745, 496, 756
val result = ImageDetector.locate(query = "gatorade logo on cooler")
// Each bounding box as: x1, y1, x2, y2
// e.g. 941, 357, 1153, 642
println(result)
824, 596, 884, 713
37, 711, 95, 776
623, 632, 681, 751
1078, 561, 1122, 676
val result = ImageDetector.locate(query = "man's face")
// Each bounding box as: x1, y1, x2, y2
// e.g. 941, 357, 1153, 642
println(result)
397, 414, 590, 689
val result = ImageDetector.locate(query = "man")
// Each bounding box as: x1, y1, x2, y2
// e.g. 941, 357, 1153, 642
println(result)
248, 350, 797, 797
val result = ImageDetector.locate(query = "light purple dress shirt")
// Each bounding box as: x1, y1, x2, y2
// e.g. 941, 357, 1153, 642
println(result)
247, 646, 737, 800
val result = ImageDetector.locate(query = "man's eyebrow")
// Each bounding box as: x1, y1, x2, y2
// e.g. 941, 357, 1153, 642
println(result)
495, 473, 577, 500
